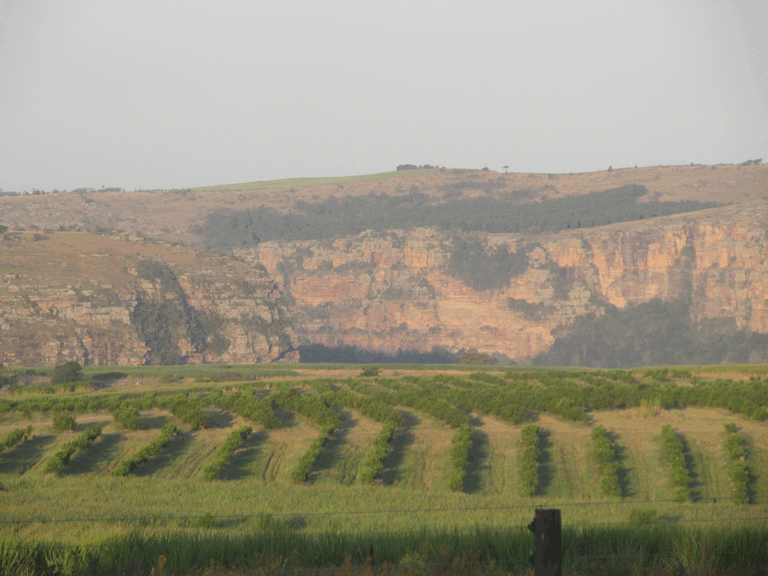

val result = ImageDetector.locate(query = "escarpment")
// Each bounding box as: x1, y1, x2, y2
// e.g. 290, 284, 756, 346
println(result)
0, 233, 298, 366
240, 201, 768, 363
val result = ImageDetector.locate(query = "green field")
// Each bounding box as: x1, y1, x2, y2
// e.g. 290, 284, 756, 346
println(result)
1, 365, 767, 575
188, 168, 438, 192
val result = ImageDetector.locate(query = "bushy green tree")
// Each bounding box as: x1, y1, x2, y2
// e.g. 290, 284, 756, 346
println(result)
51, 361, 83, 385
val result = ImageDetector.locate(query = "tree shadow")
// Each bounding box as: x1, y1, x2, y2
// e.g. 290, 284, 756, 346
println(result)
536, 429, 555, 496
0, 435, 56, 475
608, 431, 633, 498
381, 410, 417, 484
220, 431, 269, 480
132, 432, 194, 477
62, 432, 123, 476
309, 408, 353, 484
205, 409, 234, 429
140, 413, 171, 430
463, 427, 488, 494
679, 434, 702, 502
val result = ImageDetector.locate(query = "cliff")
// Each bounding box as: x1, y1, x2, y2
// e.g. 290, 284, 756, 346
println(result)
0, 232, 298, 366
241, 200, 768, 362
2, 165, 768, 366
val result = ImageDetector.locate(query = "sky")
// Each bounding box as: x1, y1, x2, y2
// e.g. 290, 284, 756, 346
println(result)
0, 0, 766, 191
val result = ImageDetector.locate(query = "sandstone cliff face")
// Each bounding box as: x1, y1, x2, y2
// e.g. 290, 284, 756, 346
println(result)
0, 232, 298, 366
240, 201, 768, 362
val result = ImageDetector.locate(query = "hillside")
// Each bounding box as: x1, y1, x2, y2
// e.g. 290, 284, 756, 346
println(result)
0, 232, 298, 366
2, 164, 768, 366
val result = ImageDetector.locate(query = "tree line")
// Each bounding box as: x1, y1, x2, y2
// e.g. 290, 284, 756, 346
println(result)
199, 185, 719, 249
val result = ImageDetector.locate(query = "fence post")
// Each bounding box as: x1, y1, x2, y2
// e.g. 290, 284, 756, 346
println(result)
528, 509, 562, 576
700, 535, 707, 576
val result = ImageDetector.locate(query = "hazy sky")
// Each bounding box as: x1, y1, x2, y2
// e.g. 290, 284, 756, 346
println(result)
0, 1, 766, 191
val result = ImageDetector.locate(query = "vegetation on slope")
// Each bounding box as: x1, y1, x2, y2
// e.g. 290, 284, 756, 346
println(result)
535, 298, 768, 368
130, 260, 231, 365
199, 185, 719, 249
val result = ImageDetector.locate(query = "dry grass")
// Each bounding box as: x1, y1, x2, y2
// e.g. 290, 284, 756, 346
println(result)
1, 164, 766, 244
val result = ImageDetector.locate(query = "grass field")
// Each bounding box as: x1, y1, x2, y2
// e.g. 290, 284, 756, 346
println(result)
1, 365, 768, 575
189, 169, 439, 192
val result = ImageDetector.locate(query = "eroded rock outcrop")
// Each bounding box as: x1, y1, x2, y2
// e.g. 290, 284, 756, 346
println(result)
240, 201, 768, 362
0, 232, 298, 366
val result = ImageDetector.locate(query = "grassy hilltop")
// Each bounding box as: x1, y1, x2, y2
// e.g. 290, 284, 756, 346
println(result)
1, 363, 767, 574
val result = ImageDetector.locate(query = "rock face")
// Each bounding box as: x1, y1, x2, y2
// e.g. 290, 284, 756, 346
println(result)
0, 232, 298, 366
241, 201, 768, 362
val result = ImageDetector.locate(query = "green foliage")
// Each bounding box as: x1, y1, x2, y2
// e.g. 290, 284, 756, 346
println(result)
536, 298, 768, 368
628, 508, 657, 526
291, 425, 334, 483
206, 388, 280, 429
460, 352, 498, 365
112, 403, 143, 430
723, 426, 750, 504
271, 389, 341, 483
52, 411, 77, 431
724, 422, 738, 434
42, 425, 102, 474
130, 260, 231, 365
448, 424, 472, 492
660, 425, 691, 501
111, 423, 178, 476
592, 425, 621, 497
359, 367, 380, 377
159, 393, 211, 429
518, 424, 540, 497
201, 185, 720, 249
50, 361, 82, 385
447, 238, 529, 291
507, 298, 551, 321
203, 426, 252, 481
0, 425, 32, 451
192, 512, 219, 529
358, 420, 398, 485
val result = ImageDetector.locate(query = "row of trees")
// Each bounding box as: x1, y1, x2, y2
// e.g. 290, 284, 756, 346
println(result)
660, 425, 691, 502
592, 425, 621, 497
723, 423, 750, 504
203, 426, 252, 481
111, 424, 178, 477
42, 425, 102, 475
519, 424, 541, 497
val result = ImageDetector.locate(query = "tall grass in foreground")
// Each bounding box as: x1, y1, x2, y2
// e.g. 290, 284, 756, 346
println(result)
1, 524, 766, 576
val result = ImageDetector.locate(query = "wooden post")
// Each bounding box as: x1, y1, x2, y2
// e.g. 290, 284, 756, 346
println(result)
700, 535, 707, 576
528, 509, 562, 576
